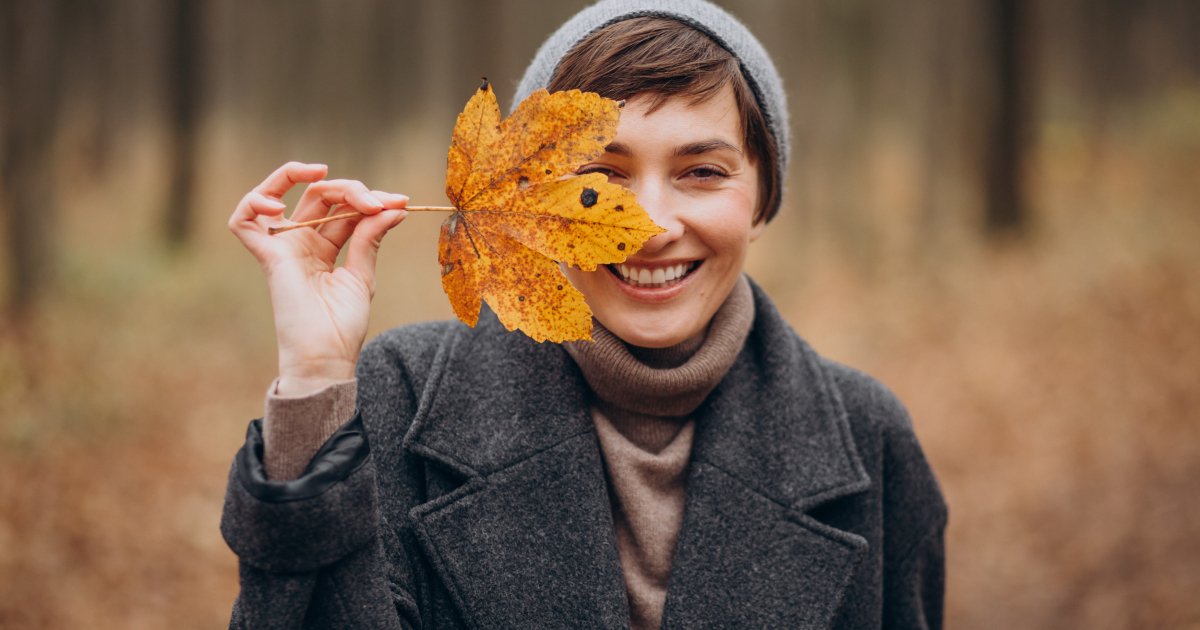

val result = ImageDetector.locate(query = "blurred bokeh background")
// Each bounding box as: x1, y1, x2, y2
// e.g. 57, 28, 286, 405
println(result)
1, 0, 1198, 627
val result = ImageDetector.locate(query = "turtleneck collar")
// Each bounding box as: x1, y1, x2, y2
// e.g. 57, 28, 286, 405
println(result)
563, 275, 755, 420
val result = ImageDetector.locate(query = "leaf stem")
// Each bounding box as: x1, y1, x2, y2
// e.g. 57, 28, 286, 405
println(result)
268, 206, 455, 235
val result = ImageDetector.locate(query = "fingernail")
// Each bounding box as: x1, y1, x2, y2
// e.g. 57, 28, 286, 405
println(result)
266, 198, 287, 209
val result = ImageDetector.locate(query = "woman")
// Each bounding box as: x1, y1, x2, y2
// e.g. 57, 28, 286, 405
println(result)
222, 1, 946, 628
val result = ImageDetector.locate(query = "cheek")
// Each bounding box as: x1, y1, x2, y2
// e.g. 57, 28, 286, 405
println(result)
561, 264, 586, 287
561, 264, 603, 296
700, 202, 758, 261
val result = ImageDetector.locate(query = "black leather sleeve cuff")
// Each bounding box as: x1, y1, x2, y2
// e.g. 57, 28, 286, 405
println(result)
221, 414, 380, 573
239, 413, 370, 502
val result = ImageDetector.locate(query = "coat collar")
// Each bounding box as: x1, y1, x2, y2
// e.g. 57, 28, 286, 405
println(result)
403, 279, 870, 628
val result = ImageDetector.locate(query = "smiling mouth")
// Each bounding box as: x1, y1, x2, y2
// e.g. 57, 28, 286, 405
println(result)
607, 261, 701, 288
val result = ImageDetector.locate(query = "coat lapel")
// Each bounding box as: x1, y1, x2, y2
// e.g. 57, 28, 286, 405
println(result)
403, 313, 630, 629
662, 283, 872, 629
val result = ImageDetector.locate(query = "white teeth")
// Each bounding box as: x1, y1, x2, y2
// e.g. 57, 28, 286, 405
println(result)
613, 262, 696, 287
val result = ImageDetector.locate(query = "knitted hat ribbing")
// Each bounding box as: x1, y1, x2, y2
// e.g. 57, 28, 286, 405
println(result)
512, 0, 788, 220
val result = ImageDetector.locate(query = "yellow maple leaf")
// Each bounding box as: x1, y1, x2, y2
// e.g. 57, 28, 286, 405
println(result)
438, 79, 664, 343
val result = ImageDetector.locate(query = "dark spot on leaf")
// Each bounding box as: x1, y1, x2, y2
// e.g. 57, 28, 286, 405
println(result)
617, 100, 626, 108
479, 77, 489, 91
580, 188, 598, 208
547, 142, 557, 150
518, 176, 530, 190
518, 295, 525, 302
617, 242, 626, 251
545, 168, 552, 175
614, 204, 624, 212
557, 284, 563, 290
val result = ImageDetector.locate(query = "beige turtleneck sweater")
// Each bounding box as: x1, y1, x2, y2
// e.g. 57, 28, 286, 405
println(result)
261, 276, 755, 630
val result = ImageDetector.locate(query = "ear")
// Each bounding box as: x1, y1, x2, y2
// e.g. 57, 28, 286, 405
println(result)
749, 217, 767, 242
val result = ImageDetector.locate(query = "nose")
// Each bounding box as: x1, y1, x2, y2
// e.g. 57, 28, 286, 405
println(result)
632, 180, 684, 255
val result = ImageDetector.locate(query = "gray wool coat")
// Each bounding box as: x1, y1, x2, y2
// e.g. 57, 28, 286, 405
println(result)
221, 280, 947, 629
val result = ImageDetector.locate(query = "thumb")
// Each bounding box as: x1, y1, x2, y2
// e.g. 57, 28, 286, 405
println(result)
343, 209, 406, 284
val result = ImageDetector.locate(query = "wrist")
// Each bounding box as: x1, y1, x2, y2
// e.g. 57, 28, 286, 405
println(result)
277, 359, 357, 397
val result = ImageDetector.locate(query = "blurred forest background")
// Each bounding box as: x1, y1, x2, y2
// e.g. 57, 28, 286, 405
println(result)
1, 0, 1198, 627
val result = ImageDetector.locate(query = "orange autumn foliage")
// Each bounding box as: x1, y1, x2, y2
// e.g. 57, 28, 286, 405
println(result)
438, 79, 664, 343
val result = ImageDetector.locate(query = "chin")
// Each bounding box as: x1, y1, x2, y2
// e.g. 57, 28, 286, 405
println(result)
593, 310, 699, 349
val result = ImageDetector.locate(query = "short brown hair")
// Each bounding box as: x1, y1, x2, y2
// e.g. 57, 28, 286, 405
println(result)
547, 17, 780, 224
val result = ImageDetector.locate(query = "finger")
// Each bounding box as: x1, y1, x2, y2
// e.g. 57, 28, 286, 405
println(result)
316, 212, 364, 251
228, 191, 289, 244
253, 161, 328, 200
292, 179, 383, 224
372, 190, 411, 210
318, 190, 408, 251
343, 209, 407, 285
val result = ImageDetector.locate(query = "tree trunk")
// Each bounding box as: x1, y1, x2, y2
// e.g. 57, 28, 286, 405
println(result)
0, 0, 63, 318
984, 0, 1030, 235
164, 0, 205, 247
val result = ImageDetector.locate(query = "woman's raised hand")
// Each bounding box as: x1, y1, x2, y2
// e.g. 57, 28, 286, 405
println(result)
228, 162, 408, 395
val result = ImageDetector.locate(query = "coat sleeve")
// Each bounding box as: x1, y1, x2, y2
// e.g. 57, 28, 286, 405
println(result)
876, 389, 947, 630
884, 520, 945, 630
220, 414, 420, 629
822, 356, 947, 630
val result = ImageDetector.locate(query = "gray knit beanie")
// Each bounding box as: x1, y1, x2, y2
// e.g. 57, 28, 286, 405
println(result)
512, 0, 788, 220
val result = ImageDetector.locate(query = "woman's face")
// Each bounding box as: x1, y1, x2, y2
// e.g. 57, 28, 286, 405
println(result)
564, 84, 764, 348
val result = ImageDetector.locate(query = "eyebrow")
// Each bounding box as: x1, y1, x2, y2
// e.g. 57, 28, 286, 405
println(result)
603, 139, 743, 158
673, 139, 743, 157
603, 142, 634, 157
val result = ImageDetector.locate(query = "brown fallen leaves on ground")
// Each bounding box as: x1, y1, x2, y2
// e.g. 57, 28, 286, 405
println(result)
439, 79, 664, 343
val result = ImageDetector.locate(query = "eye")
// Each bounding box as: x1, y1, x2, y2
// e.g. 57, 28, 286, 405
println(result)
686, 166, 729, 181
